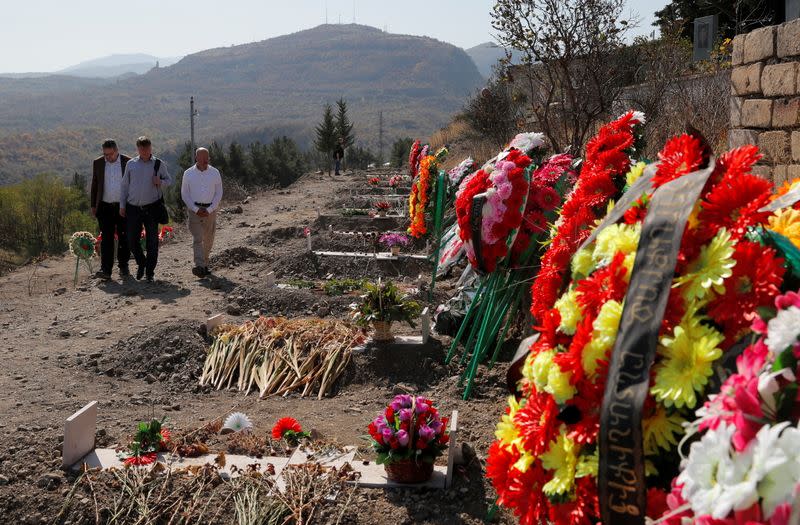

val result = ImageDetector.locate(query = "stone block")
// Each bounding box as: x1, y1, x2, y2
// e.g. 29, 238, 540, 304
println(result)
731, 63, 763, 95
206, 314, 224, 333
773, 98, 800, 127
62, 401, 97, 468
421, 307, 430, 344
751, 165, 773, 180
762, 63, 799, 97
773, 165, 789, 186
732, 34, 746, 66
729, 128, 759, 149
744, 26, 776, 63
730, 96, 744, 127
741, 99, 773, 128
793, 131, 800, 162
759, 130, 791, 164
778, 19, 800, 58
788, 165, 800, 181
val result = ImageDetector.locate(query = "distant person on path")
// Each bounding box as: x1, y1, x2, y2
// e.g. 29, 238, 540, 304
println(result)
119, 136, 172, 282
90, 139, 131, 280
333, 138, 345, 176
181, 147, 223, 278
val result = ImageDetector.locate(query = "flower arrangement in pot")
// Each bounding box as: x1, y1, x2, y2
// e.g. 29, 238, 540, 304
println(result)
374, 201, 391, 217
352, 280, 421, 342
118, 417, 171, 466
368, 395, 450, 483
380, 232, 410, 256
368, 177, 380, 186
389, 175, 403, 192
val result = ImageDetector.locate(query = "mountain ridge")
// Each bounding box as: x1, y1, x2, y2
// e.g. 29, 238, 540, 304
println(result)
0, 24, 483, 184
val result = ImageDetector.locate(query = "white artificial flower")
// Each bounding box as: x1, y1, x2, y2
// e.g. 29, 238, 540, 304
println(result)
760, 424, 800, 517
222, 412, 253, 433
765, 306, 800, 354
758, 368, 796, 414
631, 111, 646, 125
508, 132, 545, 153
679, 423, 736, 516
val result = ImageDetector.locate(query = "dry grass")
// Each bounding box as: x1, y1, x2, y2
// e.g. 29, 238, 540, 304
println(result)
428, 119, 502, 172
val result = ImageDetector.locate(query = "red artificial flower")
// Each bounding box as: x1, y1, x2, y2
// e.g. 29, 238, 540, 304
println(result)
707, 241, 785, 341
486, 440, 520, 500
271, 417, 303, 440
501, 462, 551, 525
513, 391, 559, 456
698, 171, 772, 241
574, 251, 628, 319
123, 452, 158, 466
646, 488, 670, 520
652, 133, 705, 188
565, 384, 602, 445
534, 185, 561, 211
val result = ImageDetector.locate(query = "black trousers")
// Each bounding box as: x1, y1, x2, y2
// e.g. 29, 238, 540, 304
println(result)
96, 201, 130, 274
126, 203, 160, 277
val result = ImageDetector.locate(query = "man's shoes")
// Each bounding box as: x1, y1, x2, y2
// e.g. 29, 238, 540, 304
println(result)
203, 267, 212, 277
136, 266, 145, 280
145, 275, 155, 283
192, 267, 203, 278
119, 267, 131, 278
94, 271, 111, 281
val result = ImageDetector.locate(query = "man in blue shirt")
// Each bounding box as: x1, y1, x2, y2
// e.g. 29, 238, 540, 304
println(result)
119, 136, 172, 282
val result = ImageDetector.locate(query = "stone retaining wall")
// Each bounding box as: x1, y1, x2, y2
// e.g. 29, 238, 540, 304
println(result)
730, 19, 800, 183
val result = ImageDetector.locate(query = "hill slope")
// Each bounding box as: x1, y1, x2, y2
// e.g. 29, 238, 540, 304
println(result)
465, 42, 521, 78
0, 24, 483, 184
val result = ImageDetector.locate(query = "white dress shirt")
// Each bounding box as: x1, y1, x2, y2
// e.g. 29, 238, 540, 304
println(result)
181, 164, 223, 213
102, 157, 123, 203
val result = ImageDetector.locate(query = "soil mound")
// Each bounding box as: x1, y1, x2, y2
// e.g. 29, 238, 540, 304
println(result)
224, 284, 356, 318
272, 251, 430, 280
209, 246, 264, 267
94, 322, 209, 392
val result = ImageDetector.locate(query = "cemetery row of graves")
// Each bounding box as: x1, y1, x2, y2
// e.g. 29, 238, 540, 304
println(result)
50, 108, 800, 524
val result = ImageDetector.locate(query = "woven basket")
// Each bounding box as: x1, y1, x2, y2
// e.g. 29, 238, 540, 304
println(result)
372, 320, 394, 342
384, 458, 434, 484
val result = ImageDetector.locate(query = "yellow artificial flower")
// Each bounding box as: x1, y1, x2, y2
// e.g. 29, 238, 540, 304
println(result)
651, 321, 724, 408
541, 431, 579, 496
626, 161, 647, 187
555, 289, 581, 335
593, 223, 641, 264
513, 451, 536, 473
525, 349, 555, 389
546, 365, 576, 404
673, 229, 735, 303
575, 449, 598, 478
582, 300, 622, 377
495, 396, 522, 445
768, 208, 800, 249
571, 248, 595, 280
643, 406, 686, 455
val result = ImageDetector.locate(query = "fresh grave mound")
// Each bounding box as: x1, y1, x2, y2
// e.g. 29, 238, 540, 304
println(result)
343, 338, 453, 390
224, 283, 356, 318
95, 322, 208, 392
271, 251, 430, 280
202, 316, 365, 398
208, 246, 265, 268
313, 215, 406, 232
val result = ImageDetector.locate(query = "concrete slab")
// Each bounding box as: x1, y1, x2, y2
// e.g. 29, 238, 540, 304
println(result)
313, 251, 428, 261
62, 401, 97, 468
421, 307, 430, 344
445, 410, 459, 489
350, 462, 447, 489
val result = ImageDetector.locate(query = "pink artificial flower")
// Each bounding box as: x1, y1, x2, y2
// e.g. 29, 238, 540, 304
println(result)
775, 291, 800, 310
732, 377, 765, 451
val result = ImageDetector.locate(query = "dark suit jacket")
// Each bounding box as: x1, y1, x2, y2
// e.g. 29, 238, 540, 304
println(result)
91, 154, 130, 209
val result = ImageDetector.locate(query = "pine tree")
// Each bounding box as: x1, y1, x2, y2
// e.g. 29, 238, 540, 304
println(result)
335, 98, 355, 149
314, 103, 337, 175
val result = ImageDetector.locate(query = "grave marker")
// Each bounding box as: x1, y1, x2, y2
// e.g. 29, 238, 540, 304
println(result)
693, 15, 718, 61
62, 401, 97, 467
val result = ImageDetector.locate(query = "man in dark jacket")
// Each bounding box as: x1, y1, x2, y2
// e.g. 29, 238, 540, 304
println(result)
90, 139, 131, 280
333, 138, 345, 176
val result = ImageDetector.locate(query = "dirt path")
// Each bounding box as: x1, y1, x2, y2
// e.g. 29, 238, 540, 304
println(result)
0, 169, 511, 524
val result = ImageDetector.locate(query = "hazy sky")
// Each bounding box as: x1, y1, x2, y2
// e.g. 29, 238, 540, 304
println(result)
2, 0, 667, 73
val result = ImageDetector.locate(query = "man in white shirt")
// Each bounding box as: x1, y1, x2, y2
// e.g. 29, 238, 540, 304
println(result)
90, 139, 131, 280
181, 147, 223, 277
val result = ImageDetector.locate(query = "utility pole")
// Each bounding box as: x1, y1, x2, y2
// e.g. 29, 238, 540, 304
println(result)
378, 111, 384, 164
190, 96, 198, 163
